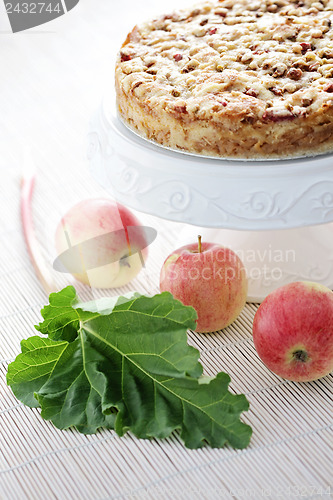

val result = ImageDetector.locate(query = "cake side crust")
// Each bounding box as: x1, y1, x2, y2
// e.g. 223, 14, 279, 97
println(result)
116, 73, 333, 159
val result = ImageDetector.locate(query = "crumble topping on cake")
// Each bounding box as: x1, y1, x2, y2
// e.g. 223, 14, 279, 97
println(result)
115, 0, 333, 158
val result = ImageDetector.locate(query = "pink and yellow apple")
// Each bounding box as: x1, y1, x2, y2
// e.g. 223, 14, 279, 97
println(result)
253, 281, 333, 382
55, 199, 149, 289
160, 237, 248, 333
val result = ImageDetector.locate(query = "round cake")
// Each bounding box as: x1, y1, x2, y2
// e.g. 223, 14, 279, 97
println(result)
115, 0, 333, 159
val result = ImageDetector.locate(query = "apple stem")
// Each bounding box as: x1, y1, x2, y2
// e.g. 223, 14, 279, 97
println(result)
198, 235, 202, 254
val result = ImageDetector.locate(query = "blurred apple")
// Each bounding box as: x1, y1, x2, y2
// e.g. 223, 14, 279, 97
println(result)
253, 281, 333, 382
55, 199, 150, 289
160, 236, 248, 333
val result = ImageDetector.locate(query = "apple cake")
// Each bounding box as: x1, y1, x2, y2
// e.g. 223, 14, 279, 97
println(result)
115, 0, 333, 159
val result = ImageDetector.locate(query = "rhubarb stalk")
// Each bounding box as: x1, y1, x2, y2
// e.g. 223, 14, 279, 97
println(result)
21, 152, 57, 295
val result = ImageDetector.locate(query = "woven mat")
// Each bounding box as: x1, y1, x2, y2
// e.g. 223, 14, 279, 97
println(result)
0, 1, 332, 499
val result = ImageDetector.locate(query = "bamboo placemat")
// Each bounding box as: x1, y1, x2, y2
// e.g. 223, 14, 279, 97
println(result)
0, 1, 332, 498
1, 148, 332, 500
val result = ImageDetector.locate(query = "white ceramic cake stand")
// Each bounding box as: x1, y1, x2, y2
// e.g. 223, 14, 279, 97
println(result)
88, 94, 333, 302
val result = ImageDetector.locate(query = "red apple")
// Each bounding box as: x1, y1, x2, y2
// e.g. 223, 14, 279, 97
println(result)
55, 199, 149, 289
160, 236, 248, 333
253, 281, 333, 382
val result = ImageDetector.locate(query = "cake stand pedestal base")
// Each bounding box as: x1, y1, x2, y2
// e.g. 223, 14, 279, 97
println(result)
88, 98, 333, 303
176, 223, 333, 303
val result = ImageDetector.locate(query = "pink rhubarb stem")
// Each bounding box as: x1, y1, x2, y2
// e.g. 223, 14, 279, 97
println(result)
21, 153, 57, 295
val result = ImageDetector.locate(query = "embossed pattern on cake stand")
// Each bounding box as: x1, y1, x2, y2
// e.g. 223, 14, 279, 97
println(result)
88, 95, 333, 302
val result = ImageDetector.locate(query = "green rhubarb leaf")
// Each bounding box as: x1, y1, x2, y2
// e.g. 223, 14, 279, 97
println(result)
35, 286, 141, 342
6, 335, 116, 432
35, 334, 117, 433
35, 285, 96, 342
7, 288, 252, 449
7, 336, 75, 408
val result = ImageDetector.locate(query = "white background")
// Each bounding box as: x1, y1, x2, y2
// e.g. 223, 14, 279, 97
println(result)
0, 0, 194, 178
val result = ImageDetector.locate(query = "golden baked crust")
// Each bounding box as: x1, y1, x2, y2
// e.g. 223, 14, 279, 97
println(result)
115, 0, 333, 159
